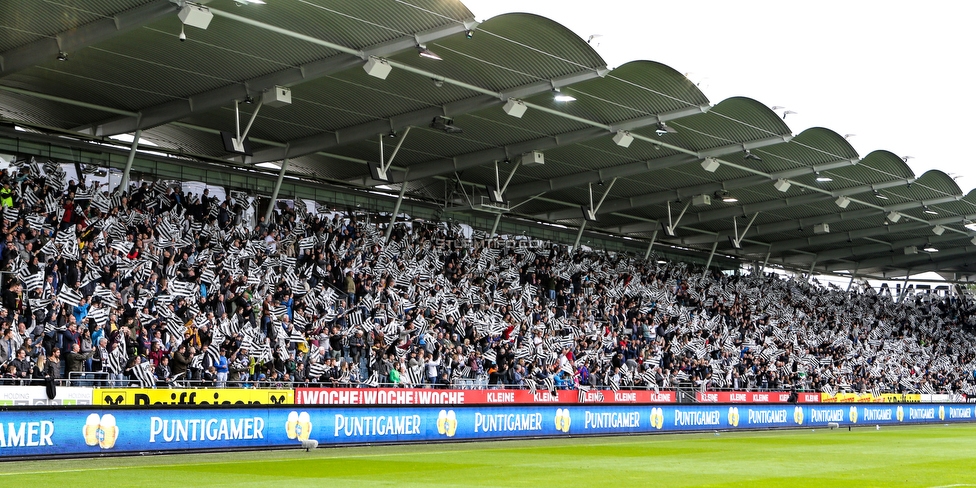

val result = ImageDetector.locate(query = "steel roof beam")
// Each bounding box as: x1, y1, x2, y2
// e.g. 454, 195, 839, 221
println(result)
506, 134, 786, 201
384, 104, 710, 185
0, 0, 178, 78
769, 210, 976, 259
610, 183, 959, 235
823, 243, 976, 273
82, 20, 475, 136
864, 253, 976, 276
538, 156, 858, 220
680, 207, 887, 247
253, 69, 608, 165
728, 200, 972, 254
782, 231, 975, 265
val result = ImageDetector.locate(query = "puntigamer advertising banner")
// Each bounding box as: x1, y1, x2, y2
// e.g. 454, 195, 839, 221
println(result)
0, 403, 972, 457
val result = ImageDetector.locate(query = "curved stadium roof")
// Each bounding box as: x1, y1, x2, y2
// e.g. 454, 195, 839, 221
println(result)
1, 0, 975, 282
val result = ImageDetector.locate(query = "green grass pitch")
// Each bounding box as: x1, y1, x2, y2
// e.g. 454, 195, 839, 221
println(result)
3, 424, 976, 487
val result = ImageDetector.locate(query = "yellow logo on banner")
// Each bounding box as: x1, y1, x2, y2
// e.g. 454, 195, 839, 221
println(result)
83, 413, 118, 449
93, 388, 294, 406
793, 406, 803, 425
437, 410, 457, 437
849, 406, 858, 424
649, 408, 664, 430
897, 406, 904, 422
939, 405, 945, 421
286, 411, 312, 441
728, 407, 739, 427
554, 408, 572, 433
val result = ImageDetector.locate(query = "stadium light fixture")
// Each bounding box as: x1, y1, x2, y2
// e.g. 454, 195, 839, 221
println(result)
56, 51, 67, 61
815, 171, 833, 182
552, 88, 576, 102
743, 149, 762, 161
701, 158, 720, 172
363, 57, 392, 79
655, 122, 676, 136
612, 130, 634, 148
932, 225, 945, 236
874, 190, 888, 200
715, 190, 737, 203
178, 3, 213, 30
923, 205, 938, 215
502, 99, 527, 118
417, 44, 442, 60
923, 246, 938, 253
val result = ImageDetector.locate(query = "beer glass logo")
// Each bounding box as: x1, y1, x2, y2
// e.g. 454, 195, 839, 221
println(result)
793, 406, 803, 425
896, 406, 904, 422
728, 407, 739, 427
437, 410, 457, 437
554, 408, 571, 433
939, 406, 945, 421
649, 408, 664, 430
286, 411, 312, 441
849, 406, 858, 424
83, 413, 118, 449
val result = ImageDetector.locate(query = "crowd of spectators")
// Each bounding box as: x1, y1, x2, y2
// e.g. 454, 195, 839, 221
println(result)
1, 156, 975, 398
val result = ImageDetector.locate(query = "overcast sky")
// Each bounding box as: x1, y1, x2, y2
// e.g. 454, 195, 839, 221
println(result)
463, 0, 976, 193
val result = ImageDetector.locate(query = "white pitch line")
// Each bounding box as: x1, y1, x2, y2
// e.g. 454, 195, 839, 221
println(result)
0, 446, 510, 476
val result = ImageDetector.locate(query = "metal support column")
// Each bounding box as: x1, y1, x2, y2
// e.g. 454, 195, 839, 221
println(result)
489, 212, 502, 238
385, 177, 409, 244
573, 221, 587, 250
897, 272, 911, 303
805, 260, 818, 281
846, 265, 859, 293
117, 128, 142, 194
704, 241, 719, 269
643, 230, 658, 260
264, 158, 289, 223
759, 251, 771, 275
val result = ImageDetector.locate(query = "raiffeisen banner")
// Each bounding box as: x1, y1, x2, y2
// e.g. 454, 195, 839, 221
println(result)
92, 388, 293, 406
0, 403, 973, 458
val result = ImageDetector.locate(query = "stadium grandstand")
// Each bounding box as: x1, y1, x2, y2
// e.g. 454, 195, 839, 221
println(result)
0, 0, 975, 405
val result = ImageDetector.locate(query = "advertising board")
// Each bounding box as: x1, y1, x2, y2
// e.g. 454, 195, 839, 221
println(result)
695, 391, 821, 403
295, 388, 676, 405
0, 386, 93, 406
0, 403, 972, 458
92, 388, 293, 406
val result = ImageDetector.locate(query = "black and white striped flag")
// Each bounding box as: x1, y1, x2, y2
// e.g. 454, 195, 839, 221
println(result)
346, 310, 364, 328
543, 376, 556, 396
133, 361, 156, 388
106, 345, 128, 374
44, 193, 58, 213
308, 361, 326, 380
57, 287, 83, 307
577, 384, 591, 403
